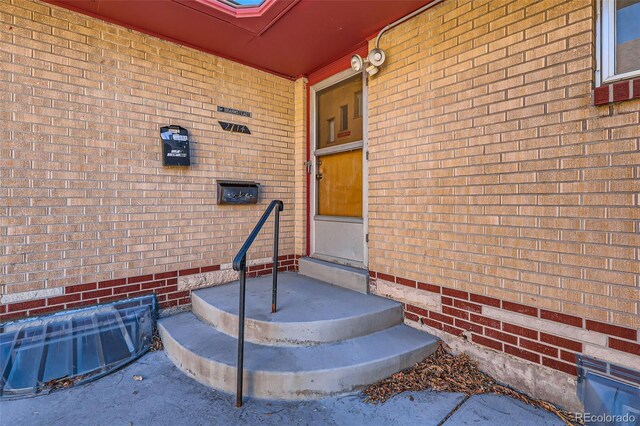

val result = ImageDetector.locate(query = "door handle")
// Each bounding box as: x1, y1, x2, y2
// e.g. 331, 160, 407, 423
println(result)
316, 173, 323, 180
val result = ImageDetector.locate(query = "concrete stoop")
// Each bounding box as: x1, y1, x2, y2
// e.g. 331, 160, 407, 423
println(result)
298, 257, 369, 294
158, 272, 438, 400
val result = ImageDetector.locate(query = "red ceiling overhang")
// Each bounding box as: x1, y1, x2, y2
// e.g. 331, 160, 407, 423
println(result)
43, 0, 434, 79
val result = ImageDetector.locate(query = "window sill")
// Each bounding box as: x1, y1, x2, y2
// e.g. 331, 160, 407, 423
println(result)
593, 77, 640, 105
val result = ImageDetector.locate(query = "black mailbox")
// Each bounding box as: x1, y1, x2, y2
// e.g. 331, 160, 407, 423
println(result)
217, 181, 259, 205
161, 125, 190, 166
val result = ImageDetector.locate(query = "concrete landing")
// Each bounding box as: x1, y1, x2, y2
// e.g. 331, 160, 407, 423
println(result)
0, 350, 565, 426
192, 272, 402, 345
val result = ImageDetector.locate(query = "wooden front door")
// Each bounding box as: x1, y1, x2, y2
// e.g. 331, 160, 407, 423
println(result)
312, 72, 366, 267
317, 149, 363, 217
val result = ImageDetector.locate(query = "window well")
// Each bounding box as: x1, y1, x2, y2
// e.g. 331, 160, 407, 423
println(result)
0, 295, 156, 399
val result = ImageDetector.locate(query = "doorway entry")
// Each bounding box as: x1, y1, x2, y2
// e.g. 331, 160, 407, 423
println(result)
310, 70, 367, 269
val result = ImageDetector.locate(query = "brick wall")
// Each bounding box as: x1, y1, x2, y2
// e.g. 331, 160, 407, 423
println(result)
293, 78, 308, 256
367, 0, 639, 409
1, 0, 297, 318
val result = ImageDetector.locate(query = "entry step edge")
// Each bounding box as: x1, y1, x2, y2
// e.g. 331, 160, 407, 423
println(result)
158, 312, 438, 400
190, 272, 402, 346
298, 257, 369, 294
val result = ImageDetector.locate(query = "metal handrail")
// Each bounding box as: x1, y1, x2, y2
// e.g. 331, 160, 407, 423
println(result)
232, 199, 283, 408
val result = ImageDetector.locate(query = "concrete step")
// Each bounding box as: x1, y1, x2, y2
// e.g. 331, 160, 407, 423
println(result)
158, 312, 438, 400
298, 257, 369, 294
191, 272, 402, 345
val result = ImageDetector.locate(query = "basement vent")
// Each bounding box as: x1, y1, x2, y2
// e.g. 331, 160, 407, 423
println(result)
0, 295, 156, 399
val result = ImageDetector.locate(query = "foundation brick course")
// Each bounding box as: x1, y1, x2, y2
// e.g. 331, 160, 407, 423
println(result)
372, 273, 636, 409
0, 254, 299, 322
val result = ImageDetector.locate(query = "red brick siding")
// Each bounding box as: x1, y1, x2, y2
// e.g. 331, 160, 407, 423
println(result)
371, 271, 639, 377
1, 255, 299, 322
594, 77, 640, 105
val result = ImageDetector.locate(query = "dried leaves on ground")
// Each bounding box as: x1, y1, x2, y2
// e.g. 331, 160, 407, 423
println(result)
43, 373, 91, 391
363, 341, 582, 426
150, 327, 164, 352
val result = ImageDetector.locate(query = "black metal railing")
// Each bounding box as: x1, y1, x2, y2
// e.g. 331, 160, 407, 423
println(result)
232, 199, 283, 408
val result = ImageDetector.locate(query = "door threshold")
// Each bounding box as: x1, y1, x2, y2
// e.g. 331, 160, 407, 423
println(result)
310, 253, 366, 271
299, 257, 369, 294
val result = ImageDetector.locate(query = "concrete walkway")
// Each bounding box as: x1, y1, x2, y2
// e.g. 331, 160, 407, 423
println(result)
0, 351, 563, 426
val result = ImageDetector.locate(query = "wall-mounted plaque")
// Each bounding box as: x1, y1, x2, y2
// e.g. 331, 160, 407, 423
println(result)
218, 121, 251, 135
218, 106, 251, 118
160, 125, 190, 166
217, 181, 259, 205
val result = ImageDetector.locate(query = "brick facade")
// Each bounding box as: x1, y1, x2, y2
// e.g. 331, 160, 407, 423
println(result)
366, 0, 639, 409
1, 0, 296, 313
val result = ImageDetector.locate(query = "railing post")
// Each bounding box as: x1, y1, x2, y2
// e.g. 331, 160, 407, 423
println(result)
232, 200, 283, 407
271, 205, 280, 313
236, 257, 246, 408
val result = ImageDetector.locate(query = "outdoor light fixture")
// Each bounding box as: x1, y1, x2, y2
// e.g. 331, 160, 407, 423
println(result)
365, 64, 379, 76
368, 48, 385, 67
350, 49, 386, 76
350, 54, 364, 72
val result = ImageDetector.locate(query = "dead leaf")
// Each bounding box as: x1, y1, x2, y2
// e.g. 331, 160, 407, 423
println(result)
43, 373, 91, 391
150, 327, 164, 352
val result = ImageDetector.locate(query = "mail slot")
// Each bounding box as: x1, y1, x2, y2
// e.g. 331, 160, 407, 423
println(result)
216, 181, 260, 205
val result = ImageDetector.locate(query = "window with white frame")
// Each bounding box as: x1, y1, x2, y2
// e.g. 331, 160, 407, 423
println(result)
599, 0, 640, 83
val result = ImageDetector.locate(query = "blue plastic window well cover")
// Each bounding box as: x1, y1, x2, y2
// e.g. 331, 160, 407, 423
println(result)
577, 355, 640, 426
0, 295, 156, 398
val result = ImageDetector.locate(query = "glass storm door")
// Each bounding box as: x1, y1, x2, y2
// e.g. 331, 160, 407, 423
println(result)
312, 73, 366, 268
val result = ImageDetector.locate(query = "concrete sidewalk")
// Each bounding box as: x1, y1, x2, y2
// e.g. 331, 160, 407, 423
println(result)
0, 351, 563, 426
